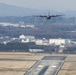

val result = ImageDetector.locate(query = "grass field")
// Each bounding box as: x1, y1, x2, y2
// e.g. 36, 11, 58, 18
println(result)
0, 52, 44, 75
0, 52, 76, 75
58, 55, 76, 75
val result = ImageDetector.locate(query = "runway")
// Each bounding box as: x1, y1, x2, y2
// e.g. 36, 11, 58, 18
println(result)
25, 56, 66, 75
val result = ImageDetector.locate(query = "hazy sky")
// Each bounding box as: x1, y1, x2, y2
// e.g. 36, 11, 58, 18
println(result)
0, 0, 76, 11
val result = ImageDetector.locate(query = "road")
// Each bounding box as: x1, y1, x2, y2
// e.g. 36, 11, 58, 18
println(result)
25, 56, 66, 75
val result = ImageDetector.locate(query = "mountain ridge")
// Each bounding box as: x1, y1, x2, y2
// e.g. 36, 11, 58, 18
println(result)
0, 3, 76, 17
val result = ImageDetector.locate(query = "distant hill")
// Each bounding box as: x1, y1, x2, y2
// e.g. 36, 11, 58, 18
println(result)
0, 3, 58, 16
0, 3, 76, 17
0, 3, 61, 16
0, 3, 44, 16
62, 10, 76, 17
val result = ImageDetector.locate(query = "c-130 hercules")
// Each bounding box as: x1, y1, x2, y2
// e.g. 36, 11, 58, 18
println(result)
34, 12, 64, 19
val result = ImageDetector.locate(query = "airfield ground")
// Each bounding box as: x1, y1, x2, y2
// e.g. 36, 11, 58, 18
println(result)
0, 52, 76, 75
58, 55, 76, 75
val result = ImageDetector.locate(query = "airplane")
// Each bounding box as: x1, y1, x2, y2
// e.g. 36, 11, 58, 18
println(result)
35, 14, 63, 20
33, 12, 63, 20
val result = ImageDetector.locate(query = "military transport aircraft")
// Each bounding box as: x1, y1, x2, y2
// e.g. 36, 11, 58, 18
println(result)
34, 12, 64, 19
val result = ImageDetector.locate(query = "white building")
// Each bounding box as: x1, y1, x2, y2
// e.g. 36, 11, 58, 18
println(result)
19, 34, 25, 39
49, 38, 71, 45
21, 39, 30, 43
19, 35, 35, 43
26, 25, 35, 28
29, 49, 44, 53
35, 39, 49, 45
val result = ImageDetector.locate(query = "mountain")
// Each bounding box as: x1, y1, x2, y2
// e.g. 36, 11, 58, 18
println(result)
62, 10, 76, 17
0, 3, 59, 16
0, 3, 76, 17
0, 3, 42, 16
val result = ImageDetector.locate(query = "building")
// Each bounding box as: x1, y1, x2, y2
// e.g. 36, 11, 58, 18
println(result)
35, 39, 49, 45
26, 25, 35, 28
49, 38, 71, 45
19, 34, 25, 39
19, 34, 35, 43
29, 49, 44, 53
21, 39, 30, 43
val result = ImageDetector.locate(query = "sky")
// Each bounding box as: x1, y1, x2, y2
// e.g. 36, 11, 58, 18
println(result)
0, 0, 76, 11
